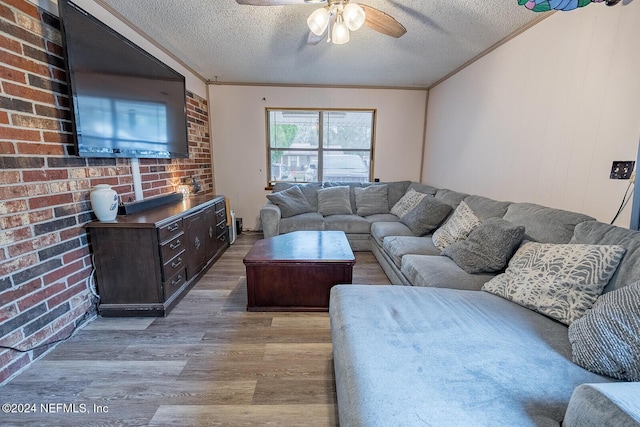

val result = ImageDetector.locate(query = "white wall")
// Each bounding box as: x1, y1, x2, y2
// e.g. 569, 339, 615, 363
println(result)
424, 1, 640, 226
210, 85, 427, 229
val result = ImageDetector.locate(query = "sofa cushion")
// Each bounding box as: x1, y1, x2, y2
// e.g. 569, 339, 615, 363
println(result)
571, 221, 640, 293
463, 194, 511, 221
432, 201, 481, 251
355, 184, 389, 216
384, 180, 411, 207
364, 213, 400, 224
503, 203, 594, 244
371, 221, 413, 247
564, 383, 640, 427
400, 195, 452, 236
317, 185, 353, 216
266, 185, 315, 218
279, 212, 325, 234
442, 218, 525, 274
407, 182, 439, 196
390, 188, 427, 218
482, 242, 626, 325
322, 182, 363, 213
568, 280, 640, 381
325, 214, 372, 234
401, 255, 495, 290
330, 285, 616, 427
382, 236, 440, 268
435, 188, 469, 208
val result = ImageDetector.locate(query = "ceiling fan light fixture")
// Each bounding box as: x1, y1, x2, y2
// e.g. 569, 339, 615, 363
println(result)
307, 7, 330, 36
331, 14, 349, 44
342, 3, 365, 31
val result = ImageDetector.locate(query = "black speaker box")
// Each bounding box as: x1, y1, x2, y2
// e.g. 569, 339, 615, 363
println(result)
236, 218, 243, 234
118, 192, 183, 215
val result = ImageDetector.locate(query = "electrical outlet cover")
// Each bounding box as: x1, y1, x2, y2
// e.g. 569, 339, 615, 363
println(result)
610, 161, 635, 180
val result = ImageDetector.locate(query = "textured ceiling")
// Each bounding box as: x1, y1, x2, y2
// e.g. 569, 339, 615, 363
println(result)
96, 0, 545, 88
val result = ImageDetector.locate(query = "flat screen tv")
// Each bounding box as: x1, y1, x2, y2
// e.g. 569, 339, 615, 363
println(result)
59, 0, 189, 159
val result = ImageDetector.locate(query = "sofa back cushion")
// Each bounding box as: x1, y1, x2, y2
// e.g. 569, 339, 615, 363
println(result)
463, 195, 511, 221
435, 189, 469, 208
571, 221, 640, 293
272, 182, 322, 210
317, 185, 353, 216
503, 203, 594, 244
408, 182, 439, 196
383, 181, 411, 208
355, 184, 389, 216
266, 185, 315, 218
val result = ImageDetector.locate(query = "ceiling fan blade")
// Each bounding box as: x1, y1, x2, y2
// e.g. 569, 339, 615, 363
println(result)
359, 4, 407, 38
236, 0, 310, 5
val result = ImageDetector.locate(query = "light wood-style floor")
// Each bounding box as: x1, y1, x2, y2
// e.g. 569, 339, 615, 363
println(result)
0, 232, 390, 426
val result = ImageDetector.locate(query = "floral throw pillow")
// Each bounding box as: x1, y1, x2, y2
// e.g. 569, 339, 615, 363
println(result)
432, 201, 480, 250
390, 188, 427, 218
482, 242, 626, 325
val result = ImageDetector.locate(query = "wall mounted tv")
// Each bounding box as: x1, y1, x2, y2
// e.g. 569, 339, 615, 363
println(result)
59, 0, 189, 159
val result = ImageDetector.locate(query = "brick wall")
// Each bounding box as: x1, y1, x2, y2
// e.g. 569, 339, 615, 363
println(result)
0, 0, 213, 384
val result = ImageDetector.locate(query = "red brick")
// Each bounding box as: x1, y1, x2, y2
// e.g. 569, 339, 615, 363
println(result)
0, 111, 9, 124
42, 130, 71, 143
7, 232, 56, 256
4, 81, 55, 104
0, 63, 26, 83
43, 260, 83, 286
16, 141, 65, 155
17, 281, 66, 311
46, 40, 63, 57
22, 169, 68, 182
62, 246, 90, 264
0, 51, 49, 76
0, 33, 21, 53
28, 193, 73, 209
4, 0, 39, 19
0, 125, 41, 141
48, 282, 84, 308
0, 277, 41, 303
0, 3, 15, 21
66, 266, 91, 286
0, 353, 30, 384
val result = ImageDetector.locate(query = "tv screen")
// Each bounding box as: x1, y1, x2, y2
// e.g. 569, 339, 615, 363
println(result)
59, 0, 189, 159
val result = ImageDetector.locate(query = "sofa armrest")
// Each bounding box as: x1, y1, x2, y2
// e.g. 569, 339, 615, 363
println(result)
563, 383, 640, 427
260, 203, 281, 238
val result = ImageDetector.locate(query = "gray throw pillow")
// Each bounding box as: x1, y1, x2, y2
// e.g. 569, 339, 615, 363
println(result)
266, 185, 314, 218
355, 184, 389, 216
400, 195, 452, 236
482, 242, 627, 325
569, 281, 640, 381
317, 186, 353, 216
442, 218, 525, 274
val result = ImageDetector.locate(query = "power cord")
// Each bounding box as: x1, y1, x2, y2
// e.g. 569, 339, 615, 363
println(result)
610, 172, 636, 225
0, 259, 100, 353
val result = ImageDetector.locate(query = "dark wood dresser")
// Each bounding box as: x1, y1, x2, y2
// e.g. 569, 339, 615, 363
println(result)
86, 194, 228, 316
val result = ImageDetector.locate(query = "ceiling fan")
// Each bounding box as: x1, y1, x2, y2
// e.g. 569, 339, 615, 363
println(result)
235, 0, 407, 45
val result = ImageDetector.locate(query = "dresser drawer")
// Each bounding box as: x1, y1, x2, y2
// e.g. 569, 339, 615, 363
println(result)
215, 208, 226, 224
160, 233, 184, 264
162, 250, 186, 281
158, 219, 183, 243
164, 268, 186, 300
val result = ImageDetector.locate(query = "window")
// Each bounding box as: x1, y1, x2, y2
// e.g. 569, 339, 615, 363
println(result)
267, 109, 375, 185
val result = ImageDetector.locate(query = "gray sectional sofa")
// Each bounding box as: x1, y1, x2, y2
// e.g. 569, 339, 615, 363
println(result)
259, 181, 640, 426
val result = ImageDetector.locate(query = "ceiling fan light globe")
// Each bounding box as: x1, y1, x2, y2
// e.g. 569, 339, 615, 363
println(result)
332, 20, 349, 44
343, 3, 365, 31
307, 8, 330, 36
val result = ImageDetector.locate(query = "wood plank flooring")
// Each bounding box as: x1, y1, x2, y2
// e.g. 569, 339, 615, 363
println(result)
0, 232, 390, 426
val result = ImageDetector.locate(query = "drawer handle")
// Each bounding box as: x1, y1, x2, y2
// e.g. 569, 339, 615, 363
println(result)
220, 234, 227, 242
209, 226, 214, 238
171, 257, 182, 268
194, 236, 201, 249
171, 274, 183, 286
170, 240, 181, 250
167, 223, 179, 232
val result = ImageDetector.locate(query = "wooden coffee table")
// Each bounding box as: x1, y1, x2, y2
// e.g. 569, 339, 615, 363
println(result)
243, 231, 355, 312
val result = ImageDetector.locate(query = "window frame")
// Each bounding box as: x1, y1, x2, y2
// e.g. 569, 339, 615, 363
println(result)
266, 108, 376, 186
